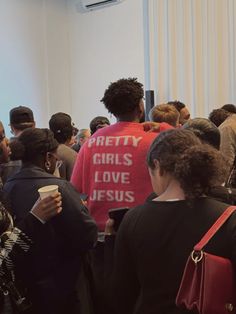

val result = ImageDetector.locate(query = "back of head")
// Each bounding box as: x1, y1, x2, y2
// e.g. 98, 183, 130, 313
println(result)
167, 100, 190, 125
208, 108, 231, 127
167, 100, 185, 112
49, 112, 73, 144
100, 77, 144, 117
9, 106, 35, 131
221, 104, 236, 114
89, 116, 110, 135
183, 118, 220, 149
76, 128, 90, 141
149, 104, 180, 127
10, 128, 58, 163
147, 129, 226, 199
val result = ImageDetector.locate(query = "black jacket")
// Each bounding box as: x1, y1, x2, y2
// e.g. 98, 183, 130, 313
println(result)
4, 165, 98, 314
107, 197, 236, 314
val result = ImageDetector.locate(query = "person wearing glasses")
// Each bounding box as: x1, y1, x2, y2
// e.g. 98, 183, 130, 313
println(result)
3, 128, 97, 314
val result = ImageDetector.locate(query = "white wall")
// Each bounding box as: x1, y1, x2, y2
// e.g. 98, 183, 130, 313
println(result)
0, 0, 145, 135
0, 0, 73, 135
68, 0, 145, 128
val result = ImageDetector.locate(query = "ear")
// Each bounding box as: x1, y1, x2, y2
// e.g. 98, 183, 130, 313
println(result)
153, 159, 159, 168
138, 99, 144, 113
153, 159, 165, 176
46, 152, 53, 162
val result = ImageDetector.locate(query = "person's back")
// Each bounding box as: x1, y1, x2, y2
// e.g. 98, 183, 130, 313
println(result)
49, 112, 77, 180
114, 197, 234, 314
3, 128, 97, 314
106, 129, 235, 314
72, 122, 158, 230
71, 78, 172, 230
56, 143, 77, 180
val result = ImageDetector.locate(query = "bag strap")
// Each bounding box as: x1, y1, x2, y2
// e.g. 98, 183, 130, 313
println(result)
194, 205, 236, 251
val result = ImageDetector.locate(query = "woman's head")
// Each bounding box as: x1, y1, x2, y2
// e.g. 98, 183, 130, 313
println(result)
147, 129, 226, 199
10, 128, 59, 174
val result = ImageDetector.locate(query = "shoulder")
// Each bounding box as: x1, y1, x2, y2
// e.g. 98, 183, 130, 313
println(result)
121, 201, 156, 228
57, 144, 77, 158
220, 115, 236, 130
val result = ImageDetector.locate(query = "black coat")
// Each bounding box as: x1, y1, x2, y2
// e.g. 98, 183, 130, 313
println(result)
4, 165, 98, 314
107, 197, 236, 314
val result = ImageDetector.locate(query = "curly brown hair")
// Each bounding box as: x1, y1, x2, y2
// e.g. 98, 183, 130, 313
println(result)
175, 145, 226, 198
147, 129, 226, 199
100, 78, 144, 116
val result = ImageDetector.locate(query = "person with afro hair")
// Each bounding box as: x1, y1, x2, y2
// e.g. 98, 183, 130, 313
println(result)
71, 77, 172, 231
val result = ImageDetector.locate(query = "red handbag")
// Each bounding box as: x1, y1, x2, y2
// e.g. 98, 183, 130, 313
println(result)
176, 206, 236, 314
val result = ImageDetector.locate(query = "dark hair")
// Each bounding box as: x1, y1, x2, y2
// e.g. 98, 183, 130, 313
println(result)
221, 104, 236, 114
208, 109, 231, 127
10, 128, 58, 162
49, 112, 73, 143
167, 100, 185, 112
183, 118, 220, 149
90, 116, 110, 135
147, 129, 225, 199
100, 78, 144, 116
9, 106, 34, 124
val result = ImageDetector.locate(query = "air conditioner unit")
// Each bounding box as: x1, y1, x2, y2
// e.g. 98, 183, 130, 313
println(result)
76, 0, 124, 13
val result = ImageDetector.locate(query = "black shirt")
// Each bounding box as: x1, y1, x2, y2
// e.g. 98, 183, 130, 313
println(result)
110, 197, 236, 314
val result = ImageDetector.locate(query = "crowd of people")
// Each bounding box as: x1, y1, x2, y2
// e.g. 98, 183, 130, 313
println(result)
0, 77, 236, 314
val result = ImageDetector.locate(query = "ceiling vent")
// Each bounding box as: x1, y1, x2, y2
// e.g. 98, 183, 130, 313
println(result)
76, 0, 124, 13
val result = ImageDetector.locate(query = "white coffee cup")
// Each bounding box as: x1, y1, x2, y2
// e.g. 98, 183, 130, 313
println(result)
38, 185, 59, 200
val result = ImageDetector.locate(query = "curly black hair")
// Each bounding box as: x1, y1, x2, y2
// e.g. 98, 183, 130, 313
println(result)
147, 129, 226, 199
10, 128, 58, 162
100, 78, 144, 116
208, 108, 231, 127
